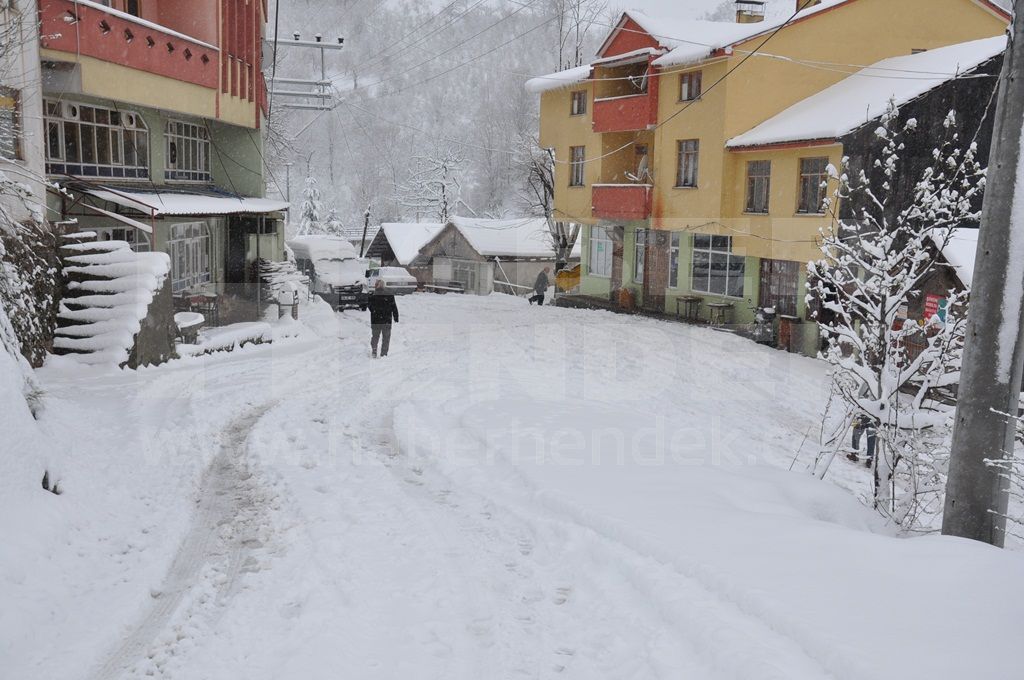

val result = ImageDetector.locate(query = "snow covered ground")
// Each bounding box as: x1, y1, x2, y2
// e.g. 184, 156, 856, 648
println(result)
5, 293, 1024, 679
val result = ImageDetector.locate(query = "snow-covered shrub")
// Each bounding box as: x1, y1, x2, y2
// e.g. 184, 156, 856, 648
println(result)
810, 104, 985, 529
0, 219, 61, 367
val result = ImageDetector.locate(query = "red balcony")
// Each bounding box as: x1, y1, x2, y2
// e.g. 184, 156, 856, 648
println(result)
40, 0, 219, 90
592, 184, 652, 220
593, 92, 657, 133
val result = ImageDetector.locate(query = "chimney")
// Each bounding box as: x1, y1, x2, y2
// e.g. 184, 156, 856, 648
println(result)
796, 0, 822, 11
735, 1, 766, 23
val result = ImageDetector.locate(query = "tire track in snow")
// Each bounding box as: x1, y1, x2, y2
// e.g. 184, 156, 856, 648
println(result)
85, 406, 274, 680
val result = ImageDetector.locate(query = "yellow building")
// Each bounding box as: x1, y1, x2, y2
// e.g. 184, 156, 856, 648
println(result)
528, 0, 1008, 353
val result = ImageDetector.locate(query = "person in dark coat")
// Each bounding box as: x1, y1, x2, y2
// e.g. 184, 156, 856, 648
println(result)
528, 267, 551, 306
367, 279, 398, 358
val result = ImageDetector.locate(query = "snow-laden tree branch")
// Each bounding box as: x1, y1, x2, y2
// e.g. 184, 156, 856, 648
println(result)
810, 103, 985, 529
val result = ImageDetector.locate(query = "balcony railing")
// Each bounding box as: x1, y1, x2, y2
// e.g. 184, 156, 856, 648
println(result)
40, 0, 219, 90
592, 184, 652, 220
593, 93, 657, 133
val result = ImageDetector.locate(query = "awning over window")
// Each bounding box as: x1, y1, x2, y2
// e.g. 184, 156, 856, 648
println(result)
77, 187, 290, 216
80, 202, 154, 234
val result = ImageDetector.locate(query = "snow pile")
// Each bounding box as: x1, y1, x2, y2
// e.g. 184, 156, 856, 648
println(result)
378, 222, 445, 265
55, 239, 170, 366
176, 318, 308, 358
728, 36, 1006, 147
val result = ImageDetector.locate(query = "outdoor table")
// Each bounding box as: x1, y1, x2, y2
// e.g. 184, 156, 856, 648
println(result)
675, 295, 703, 321
707, 302, 734, 326
174, 311, 205, 344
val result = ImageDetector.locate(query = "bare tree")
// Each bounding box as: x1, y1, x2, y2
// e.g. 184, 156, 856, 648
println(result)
397, 147, 465, 223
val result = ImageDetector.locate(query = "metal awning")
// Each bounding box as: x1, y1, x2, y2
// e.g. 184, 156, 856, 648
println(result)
79, 202, 153, 234
78, 186, 290, 216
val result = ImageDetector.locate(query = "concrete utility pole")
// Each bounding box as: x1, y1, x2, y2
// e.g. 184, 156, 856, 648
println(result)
942, 3, 1024, 547
359, 205, 371, 257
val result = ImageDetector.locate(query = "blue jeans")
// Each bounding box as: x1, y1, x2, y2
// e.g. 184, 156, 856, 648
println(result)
852, 424, 876, 459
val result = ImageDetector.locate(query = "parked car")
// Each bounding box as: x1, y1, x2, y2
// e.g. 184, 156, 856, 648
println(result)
364, 266, 418, 296
286, 236, 368, 310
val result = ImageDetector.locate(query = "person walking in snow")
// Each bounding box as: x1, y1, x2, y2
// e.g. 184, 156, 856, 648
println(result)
528, 267, 551, 306
367, 279, 398, 358
848, 413, 877, 467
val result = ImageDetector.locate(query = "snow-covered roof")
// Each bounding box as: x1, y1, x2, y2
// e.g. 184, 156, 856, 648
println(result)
379, 222, 445, 265
80, 187, 290, 216
449, 217, 560, 259
934, 227, 979, 287
525, 64, 593, 94
632, 1, 847, 69
727, 36, 1006, 148
287, 235, 359, 263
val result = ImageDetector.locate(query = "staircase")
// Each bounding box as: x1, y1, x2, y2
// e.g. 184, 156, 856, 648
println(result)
55, 232, 173, 367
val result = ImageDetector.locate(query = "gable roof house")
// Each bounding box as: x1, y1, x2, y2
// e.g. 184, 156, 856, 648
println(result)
527, 0, 1008, 354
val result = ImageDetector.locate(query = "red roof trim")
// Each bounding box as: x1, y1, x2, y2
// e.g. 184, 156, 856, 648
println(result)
596, 14, 633, 59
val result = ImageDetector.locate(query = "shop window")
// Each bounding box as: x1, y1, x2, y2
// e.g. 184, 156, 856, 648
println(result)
588, 226, 612, 277
692, 234, 744, 297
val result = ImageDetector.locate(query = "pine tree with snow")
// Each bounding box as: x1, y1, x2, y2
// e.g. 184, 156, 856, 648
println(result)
810, 104, 985, 528
298, 175, 323, 236
322, 208, 345, 237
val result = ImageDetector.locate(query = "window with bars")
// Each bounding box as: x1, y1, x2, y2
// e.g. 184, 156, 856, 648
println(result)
570, 90, 587, 116
669, 232, 681, 288
168, 221, 211, 293
691, 234, 744, 298
44, 99, 149, 178
745, 160, 771, 213
0, 86, 20, 161
675, 139, 699, 188
588, 226, 613, 277
633, 229, 646, 283
759, 258, 800, 316
569, 145, 585, 186
679, 71, 702, 102
165, 120, 212, 181
797, 157, 829, 214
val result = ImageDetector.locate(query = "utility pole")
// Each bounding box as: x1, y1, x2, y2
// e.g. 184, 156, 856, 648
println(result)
942, 4, 1024, 547
359, 205, 371, 257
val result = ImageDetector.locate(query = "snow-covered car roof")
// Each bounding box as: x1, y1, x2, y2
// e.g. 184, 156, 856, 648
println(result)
287, 235, 359, 263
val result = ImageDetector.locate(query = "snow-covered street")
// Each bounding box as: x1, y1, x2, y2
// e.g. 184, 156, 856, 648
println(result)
5, 293, 1023, 680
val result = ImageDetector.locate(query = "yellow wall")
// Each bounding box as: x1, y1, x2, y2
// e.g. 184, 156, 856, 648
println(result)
540, 85, 600, 224
40, 49, 258, 129
722, 144, 843, 262
536, 0, 1007, 261
720, 0, 1007, 138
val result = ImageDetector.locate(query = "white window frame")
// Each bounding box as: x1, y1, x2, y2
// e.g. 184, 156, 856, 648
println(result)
675, 139, 699, 188
43, 98, 149, 178
570, 90, 587, 116
168, 221, 212, 293
745, 159, 771, 214
679, 70, 702, 102
569, 145, 585, 187
588, 225, 612, 278
669, 232, 681, 288
0, 86, 22, 161
165, 119, 212, 182
798, 157, 830, 214
691, 233, 744, 298
633, 229, 646, 283
93, 226, 151, 252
